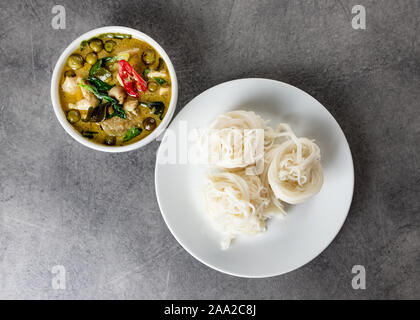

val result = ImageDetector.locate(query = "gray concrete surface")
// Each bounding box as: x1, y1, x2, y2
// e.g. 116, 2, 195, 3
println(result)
0, 0, 419, 299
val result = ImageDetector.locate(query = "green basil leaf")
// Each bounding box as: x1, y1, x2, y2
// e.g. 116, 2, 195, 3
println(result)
150, 101, 165, 120
94, 67, 112, 82
89, 59, 102, 77
83, 103, 107, 122
143, 68, 151, 79
153, 77, 166, 85
123, 127, 142, 142
106, 102, 126, 120
85, 76, 113, 93
79, 82, 126, 119
102, 56, 117, 64
140, 101, 165, 120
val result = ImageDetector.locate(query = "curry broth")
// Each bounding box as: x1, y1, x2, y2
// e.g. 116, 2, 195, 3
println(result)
59, 36, 171, 146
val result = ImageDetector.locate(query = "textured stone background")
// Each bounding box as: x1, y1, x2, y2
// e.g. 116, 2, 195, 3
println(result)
0, 0, 419, 299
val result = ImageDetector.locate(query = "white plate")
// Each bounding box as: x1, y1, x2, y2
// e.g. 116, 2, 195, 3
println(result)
155, 78, 354, 278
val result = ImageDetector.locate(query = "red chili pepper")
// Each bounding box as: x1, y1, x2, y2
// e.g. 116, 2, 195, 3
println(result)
118, 60, 147, 97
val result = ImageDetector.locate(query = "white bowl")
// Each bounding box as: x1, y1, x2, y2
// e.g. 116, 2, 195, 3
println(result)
51, 26, 178, 152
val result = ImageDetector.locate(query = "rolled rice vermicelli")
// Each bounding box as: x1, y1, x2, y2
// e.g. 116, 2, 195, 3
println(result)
201, 111, 323, 249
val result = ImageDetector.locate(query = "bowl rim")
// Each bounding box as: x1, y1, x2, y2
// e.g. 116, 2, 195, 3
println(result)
50, 26, 178, 152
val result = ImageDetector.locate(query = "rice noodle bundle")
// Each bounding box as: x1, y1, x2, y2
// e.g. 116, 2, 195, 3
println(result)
212, 110, 259, 128
260, 147, 287, 212
267, 125, 323, 204
202, 111, 323, 249
203, 171, 270, 249
203, 111, 275, 168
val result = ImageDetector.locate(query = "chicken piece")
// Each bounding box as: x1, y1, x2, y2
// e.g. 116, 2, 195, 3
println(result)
101, 110, 142, 136
123, 96, 139, 112
62, 76, 81, 94
159, 87, 169, 96
113, 71, 124, 87
69, 99, 94, 111
70, 79, 99, 110
108, 86, 126, 104
79, 80, 94, 98
146, 70, 169, 81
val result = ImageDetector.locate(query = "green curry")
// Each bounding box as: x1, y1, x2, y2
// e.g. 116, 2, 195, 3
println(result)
59, 33, 171, 146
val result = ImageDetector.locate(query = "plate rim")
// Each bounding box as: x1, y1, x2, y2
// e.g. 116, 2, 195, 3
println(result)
155, 78, 355, 278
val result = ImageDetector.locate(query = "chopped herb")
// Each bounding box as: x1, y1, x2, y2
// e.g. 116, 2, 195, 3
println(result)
143, 68, 151, 78
153, 77, 166, 85
123, 127, 142, 142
